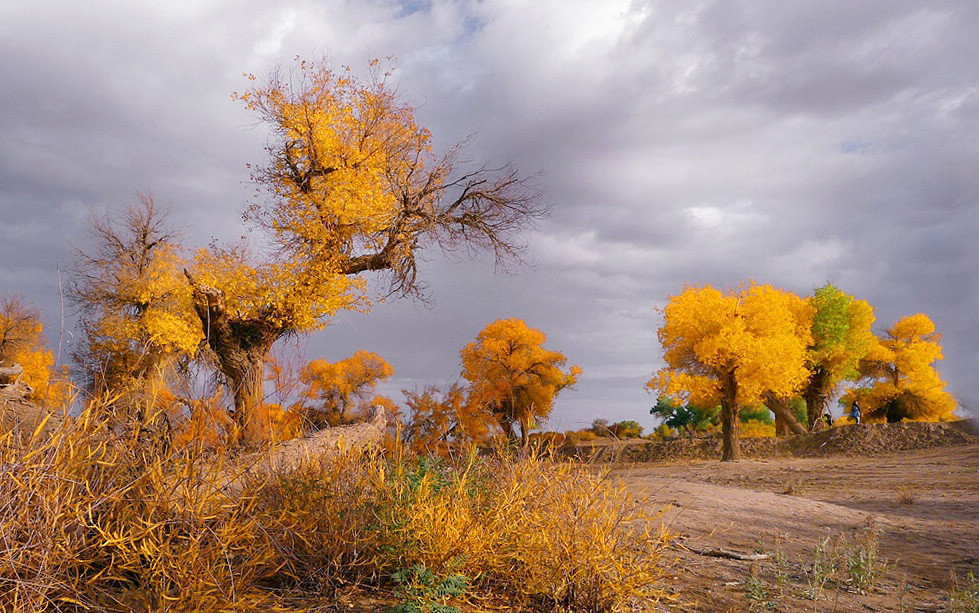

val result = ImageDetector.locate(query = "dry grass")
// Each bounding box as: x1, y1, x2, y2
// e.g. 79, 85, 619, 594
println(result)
0, 404, 670, 611
896, 485, 917, 505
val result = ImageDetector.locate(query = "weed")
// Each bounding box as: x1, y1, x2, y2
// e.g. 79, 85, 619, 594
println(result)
896, 485, 917, 505
744, 574, 778, 610
771, 543, 792, 601
845, 526, 888, 592
390, 564, 468, 613
803, 536, 839, 599
947, 571, 979, 613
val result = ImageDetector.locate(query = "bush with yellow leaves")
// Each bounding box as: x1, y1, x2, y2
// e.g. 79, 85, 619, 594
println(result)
740, 418, 776, 438
1, 401, 670, 612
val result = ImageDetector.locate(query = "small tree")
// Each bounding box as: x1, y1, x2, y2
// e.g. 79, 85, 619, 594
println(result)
461, 318, 580, 447
69, 195, 200, 415
0, 296, 70, 407
844, 314, 957, 422
610, 420, 643, 438
402, 383, 494, 453
590, 418, 612, 437
298, 350, 394, 429
648, 283, 813, 461
799, 283, 876, 428
649, 396, 717, 434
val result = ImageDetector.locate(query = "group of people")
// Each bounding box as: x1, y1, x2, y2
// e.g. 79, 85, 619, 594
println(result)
822, 400, 861, 427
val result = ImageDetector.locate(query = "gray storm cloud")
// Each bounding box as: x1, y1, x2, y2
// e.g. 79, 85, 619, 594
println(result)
1, 0, 975, 429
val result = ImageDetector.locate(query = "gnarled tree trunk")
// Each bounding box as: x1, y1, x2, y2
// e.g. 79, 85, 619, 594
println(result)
185, 272, 279, 446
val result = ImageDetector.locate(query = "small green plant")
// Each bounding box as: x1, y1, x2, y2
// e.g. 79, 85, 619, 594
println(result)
771, 545, 792, 601
744, 573, 778, 610
845, 527, 888, 592
947, 571, 979, 613
803, 536, 839, 599
390, 564, 469, 613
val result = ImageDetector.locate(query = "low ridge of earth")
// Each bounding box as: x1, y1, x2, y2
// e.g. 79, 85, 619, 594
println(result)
603, 421, 979, 611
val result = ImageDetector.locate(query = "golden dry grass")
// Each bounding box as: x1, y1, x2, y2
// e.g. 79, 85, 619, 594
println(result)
0, 405, 670, 612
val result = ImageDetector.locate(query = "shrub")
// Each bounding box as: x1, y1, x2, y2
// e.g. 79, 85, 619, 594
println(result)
589, 418, 612, 437
566, 428, 598, 443
740, 418, 775, 438
0, 404, 670, 611
609, 420, 643, 438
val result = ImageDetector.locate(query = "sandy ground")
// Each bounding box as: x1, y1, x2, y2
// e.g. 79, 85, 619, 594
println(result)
615, 444, 979, 611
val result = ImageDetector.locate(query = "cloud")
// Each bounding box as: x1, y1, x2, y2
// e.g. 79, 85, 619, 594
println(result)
1, 0, 976, 429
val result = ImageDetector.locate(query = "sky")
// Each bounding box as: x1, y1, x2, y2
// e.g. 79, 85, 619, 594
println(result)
1, 0, 976, 432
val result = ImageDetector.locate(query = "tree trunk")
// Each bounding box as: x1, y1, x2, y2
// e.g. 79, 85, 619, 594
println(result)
764, 393, 807, 436
802, 368, 827, 430
519, 417, 530, 449
774, 413, 789, 437
185, 271, 280, 447
720, 372, 741, 462
229, 353, 272, 445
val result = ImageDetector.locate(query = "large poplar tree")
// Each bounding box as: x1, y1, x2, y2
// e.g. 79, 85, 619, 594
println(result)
648, 283, 813, 461
185, 58, 544, 444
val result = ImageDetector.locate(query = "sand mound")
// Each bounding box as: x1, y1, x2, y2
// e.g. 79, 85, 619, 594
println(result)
565, 419, 979, 463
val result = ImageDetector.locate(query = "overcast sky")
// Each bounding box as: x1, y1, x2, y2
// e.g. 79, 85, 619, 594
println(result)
1, 1, 976, 431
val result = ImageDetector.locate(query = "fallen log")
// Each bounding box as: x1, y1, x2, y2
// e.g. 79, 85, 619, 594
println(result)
265, 404, 388, 470
0, 393, 63, 439
673, 540, 770, 561
0, 364, 24, 381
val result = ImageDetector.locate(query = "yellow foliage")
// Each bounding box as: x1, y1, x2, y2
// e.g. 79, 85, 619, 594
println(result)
461, 318, 580, 445
265, 403, 303, 442
0, 405, 670, 611
740, 419, 775, 438
403, 384, 493, 453
565, 428, 598, 443
0, 296, 71, 408
192, 242, 365, 334
298, 350, 394, 429
170, 387, 234, 451
649, 282, 813, 408
845, 313, 958, 422
806, 287, 876, 382
71, 197, 202, 398
239, 58, 437, 259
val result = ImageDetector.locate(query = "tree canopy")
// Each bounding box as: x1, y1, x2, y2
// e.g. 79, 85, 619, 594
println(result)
179, 58, 544, 444
461, 318, 580, 447
845, 313, 957, 422
648, 283, 813, 460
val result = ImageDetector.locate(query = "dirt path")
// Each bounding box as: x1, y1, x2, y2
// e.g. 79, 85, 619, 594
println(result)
615, 445, 979, 611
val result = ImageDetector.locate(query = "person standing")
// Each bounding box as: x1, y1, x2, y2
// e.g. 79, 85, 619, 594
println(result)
850, 400, 862, 425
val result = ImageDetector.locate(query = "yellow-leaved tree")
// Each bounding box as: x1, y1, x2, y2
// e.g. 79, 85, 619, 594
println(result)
401, 383, 494, 454
843, 313, 957, 422
798, 283, 876, 428
184, 58, 543, 444
70, 195, 201, 421
461, 318, 580, 448
0, 295, 70, 408
298, 350, 394, 429
648, 283, 813, 461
